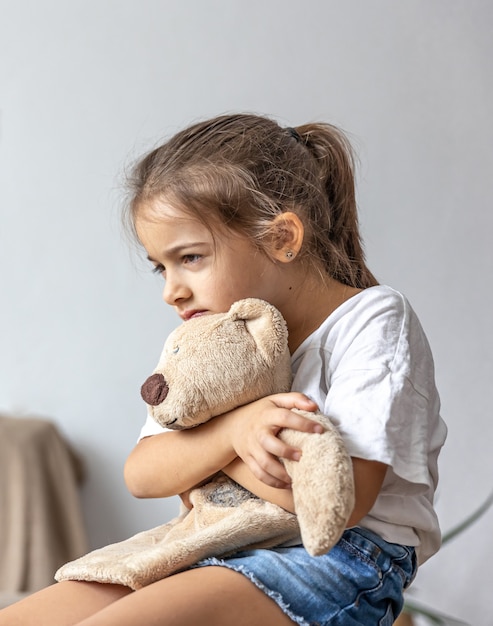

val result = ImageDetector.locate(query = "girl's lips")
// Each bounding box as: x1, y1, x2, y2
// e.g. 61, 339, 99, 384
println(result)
181, 310, 208, 321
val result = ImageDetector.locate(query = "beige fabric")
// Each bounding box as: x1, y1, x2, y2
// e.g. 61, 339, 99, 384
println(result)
56, 412, 354, 590
0, 415, 88, 594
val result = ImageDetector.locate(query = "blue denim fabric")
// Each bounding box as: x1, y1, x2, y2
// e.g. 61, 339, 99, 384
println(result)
193, 527, 417, 625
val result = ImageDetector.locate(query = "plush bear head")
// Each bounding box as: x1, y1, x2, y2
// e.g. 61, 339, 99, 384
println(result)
140, 299, 292, 430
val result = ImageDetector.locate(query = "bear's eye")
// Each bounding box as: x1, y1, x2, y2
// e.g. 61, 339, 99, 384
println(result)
172, 346, 180, 354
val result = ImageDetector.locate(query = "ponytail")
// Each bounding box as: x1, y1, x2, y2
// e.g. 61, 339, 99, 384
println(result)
295, 123, 378, 289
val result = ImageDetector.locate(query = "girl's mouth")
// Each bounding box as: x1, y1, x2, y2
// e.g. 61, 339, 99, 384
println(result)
181, 309, 208, 321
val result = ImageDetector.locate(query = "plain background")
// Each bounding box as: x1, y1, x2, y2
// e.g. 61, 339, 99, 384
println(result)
1, 1, 492, 623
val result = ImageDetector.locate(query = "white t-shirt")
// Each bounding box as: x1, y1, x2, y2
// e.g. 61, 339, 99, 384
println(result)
138, 286, 447, 564
290, 285, 446, 564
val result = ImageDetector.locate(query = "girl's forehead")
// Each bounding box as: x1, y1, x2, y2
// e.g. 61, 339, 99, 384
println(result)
136, 212, 210, 245
135, 199, 240, 246
137, 199, 197, 224
136, 202, 209, 238
135, 201, 241, 254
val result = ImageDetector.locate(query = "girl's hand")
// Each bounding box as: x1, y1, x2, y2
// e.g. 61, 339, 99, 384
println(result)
227, 392, 322, 489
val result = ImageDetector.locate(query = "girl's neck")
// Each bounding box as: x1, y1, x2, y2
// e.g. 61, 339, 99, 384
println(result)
284, 275, 361, 353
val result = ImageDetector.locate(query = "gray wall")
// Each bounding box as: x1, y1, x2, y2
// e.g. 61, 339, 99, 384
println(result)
1, 1, 492, 623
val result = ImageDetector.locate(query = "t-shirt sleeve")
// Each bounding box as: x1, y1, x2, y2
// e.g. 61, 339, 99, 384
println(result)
326, 366, 436, 489
327, 296, 440, 490
295, 289, 442, 492
292, 287, 446, 563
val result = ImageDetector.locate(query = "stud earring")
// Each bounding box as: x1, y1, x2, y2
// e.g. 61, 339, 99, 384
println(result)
285, 250, 294, 259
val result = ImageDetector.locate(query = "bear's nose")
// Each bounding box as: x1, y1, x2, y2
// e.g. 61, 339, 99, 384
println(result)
141, 373, 169, 405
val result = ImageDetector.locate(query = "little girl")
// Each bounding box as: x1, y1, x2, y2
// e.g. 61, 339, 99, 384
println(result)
0, 113, 447, 626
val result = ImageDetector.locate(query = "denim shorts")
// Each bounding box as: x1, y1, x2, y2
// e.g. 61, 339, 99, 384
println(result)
192, 527, 417, 625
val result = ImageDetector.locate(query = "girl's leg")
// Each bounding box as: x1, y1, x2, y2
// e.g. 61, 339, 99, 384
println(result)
77, 566, 295, 626
0, 580, 131, 626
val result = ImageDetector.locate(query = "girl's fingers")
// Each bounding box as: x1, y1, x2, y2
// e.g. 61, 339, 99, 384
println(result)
268, 392, 319, 412
249, 436, 302, 484
280, 411, 324, 434
228, 394, 325, 488
245, 437, 294, 485
259, 430, 302, 461
247, 455, 292, 488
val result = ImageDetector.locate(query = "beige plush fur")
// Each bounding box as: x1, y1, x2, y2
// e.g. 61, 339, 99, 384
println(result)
56, 299, 354, 590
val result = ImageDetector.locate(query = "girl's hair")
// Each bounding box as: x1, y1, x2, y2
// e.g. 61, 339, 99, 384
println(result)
126, 113, 377, 289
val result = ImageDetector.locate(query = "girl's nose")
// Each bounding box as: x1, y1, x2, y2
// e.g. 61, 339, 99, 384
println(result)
162, 276, 191, 306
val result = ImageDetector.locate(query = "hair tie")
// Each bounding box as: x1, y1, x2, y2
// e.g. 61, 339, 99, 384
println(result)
286, 127, 302, 143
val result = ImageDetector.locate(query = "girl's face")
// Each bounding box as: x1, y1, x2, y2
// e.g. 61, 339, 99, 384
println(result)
136, 202, 284, 321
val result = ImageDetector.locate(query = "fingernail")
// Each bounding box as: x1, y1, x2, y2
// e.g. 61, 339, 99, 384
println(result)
313, 425, 324, 434
292, 451, 301, 461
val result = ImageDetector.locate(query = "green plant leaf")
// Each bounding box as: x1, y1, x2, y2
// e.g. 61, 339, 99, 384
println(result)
442, 490, 493, 545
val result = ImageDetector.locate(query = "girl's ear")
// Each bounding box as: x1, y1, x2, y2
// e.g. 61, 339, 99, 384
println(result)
269, 212, 304, 263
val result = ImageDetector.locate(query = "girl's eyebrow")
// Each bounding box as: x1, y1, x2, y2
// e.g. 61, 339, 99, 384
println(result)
146, 242, 209, 263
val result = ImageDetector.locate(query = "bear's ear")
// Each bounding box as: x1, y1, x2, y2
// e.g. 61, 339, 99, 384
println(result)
228, 299, 288, 361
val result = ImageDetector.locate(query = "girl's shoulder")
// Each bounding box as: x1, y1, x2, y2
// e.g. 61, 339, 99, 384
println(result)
295, 285, 412, 350
336, 284, 411, 319
338, 285, 410, 319
292, 285, 431, 375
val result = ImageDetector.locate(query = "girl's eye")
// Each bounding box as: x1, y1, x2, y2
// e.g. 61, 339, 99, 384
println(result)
183, 254, 201, 264
151, 255, 200, 276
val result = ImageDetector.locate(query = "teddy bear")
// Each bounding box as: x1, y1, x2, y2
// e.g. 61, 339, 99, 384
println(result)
56, 298, 355, 590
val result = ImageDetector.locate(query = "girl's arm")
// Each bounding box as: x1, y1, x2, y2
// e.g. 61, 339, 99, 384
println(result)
346, 457, 387, 526
124, 392, 321, 499
124, 420, 235, 500
219, 395, 388, 523
222, 455, 388, 526
125, 391, 388, 528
